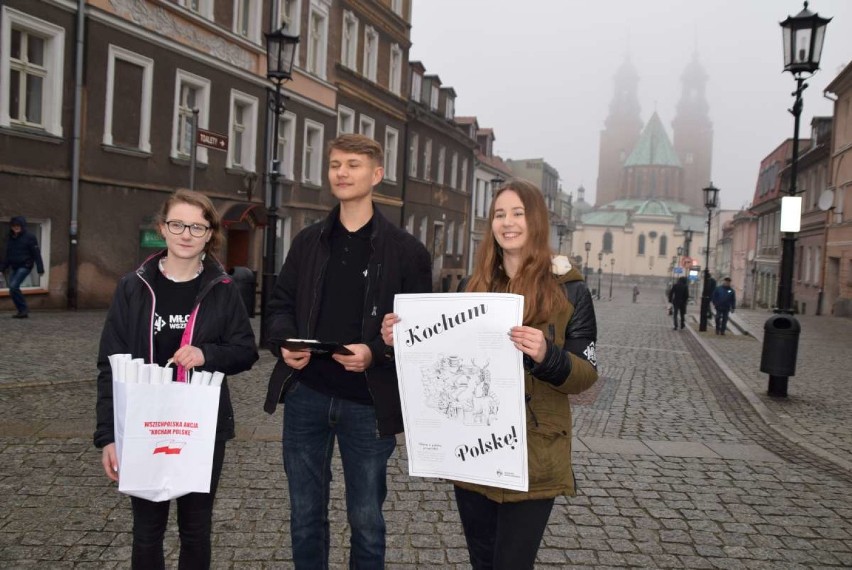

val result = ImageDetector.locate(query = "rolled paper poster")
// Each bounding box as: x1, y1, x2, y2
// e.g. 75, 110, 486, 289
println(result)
200, 371, 213, 386
146, 363, 163, 384
190, 370, 203, 385
161, 366, 174, 384
210, 372, 225, 387
137, 364, 151, 385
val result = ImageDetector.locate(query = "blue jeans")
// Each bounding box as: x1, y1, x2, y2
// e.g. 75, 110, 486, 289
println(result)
8, 266, 31, 314
715, 308, 731, 333
282, 382, 396, 570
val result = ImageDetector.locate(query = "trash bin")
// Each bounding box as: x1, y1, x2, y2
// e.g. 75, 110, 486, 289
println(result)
759, 314, 801, 377
228, 266, 256, 318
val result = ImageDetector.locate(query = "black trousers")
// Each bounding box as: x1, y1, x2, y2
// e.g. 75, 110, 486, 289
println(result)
672, 303, 687, 328
454, 485, 555, 570
130, 439, 226, 570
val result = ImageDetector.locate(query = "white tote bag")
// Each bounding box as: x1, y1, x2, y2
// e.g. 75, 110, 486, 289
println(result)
112, 361, 221, 502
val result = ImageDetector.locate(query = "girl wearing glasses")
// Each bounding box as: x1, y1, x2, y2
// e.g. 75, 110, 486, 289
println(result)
94, 189, 258, 569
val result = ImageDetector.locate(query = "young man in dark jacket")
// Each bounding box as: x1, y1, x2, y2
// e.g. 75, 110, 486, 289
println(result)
711, 277, 737, 335
264, 134, 432, 568
2, 216, 45, 318
668, 276, 689, 330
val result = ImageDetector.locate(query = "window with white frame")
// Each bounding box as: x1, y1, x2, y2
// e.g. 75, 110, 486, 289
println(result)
814, 246, 821, 284
172, 70, 210, 162
306, 5, 328, 79
302, 119, 324, 185
411, 72, 421, 102
103, 45, 152, 152
341, 10, 358, 70
475, 179, 487, 217
278, 0, 301, 31
0, 218, 50, 291
446, 221, 454, 254
437, 146, 445, 185
228, 90, 258, 171
445, 97, 454, 120
359, 114, 375, 139
363, 26, 378, 82
461, 159, 468, 192
457, 223, 464, 256
384, 127, 398, 182
337, 105, 355, 135
430, 84, 439, 110
419, 217, 428, 245
389, 44, 402, 95
276, 111, 296, 180
233, 0, 261, 42
409, 133, 418, 177
406, 215, 414, 235
1, 8, 65, 136
450, 152, 458, 189
423, 139, 432, 180
180, 0, 213, 18
391, 0, 403, 16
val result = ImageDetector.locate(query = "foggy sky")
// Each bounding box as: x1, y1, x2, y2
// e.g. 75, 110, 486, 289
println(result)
409, 0, 852, 210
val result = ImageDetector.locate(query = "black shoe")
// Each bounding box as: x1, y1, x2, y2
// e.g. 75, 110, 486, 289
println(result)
12, 313, 28, 319
673, 327, 678, 330
680, 325, 685, 329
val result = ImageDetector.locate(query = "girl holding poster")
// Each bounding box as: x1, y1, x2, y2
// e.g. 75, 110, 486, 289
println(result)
93, 190, 257, 569
383, 179, 598, 569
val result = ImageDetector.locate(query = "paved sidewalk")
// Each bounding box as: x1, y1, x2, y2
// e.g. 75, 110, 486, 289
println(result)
1, 296, 851, 567
687, 307, 852, 474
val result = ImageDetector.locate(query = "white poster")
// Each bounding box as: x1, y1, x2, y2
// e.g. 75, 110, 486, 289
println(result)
393, 293, 528, 491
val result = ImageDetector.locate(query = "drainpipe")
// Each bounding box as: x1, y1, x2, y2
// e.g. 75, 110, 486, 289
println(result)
68, 0, 86, 309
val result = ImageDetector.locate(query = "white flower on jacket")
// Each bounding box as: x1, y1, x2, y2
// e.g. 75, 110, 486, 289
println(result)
551, 255, 572, 275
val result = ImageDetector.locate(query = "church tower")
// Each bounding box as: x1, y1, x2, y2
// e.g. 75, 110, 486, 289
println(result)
596, 57, 643, 207
672, 53, 713, 210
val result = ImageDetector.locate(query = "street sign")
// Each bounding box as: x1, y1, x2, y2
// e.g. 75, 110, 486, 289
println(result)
196, 128, 229, 152
673, 267, 684, 275
681, 256, 694, 268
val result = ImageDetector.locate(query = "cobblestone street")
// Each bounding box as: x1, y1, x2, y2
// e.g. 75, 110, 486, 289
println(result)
1, 287, 851, 568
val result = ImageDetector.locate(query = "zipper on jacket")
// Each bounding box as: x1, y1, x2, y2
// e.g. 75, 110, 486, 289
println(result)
136, 272, 157, 364
307, 229, 330, 338
525, 393, 539, 427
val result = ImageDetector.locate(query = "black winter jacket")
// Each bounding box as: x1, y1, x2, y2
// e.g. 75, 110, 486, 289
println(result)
2, 216, 44, 273
264, 204, 432, 436
94, 251, 258, 448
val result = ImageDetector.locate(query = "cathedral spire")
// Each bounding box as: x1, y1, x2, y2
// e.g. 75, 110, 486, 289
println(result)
672, 52, 713, 210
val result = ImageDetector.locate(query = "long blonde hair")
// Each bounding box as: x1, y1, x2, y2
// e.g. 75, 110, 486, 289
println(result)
465, 179, 568, 324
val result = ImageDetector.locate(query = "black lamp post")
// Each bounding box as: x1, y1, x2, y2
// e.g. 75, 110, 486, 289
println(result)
608, 257, 615, 300
556, 224, 566, 254
698, 182, 720, 332
596, 251, 603, 301
683, 229, 693, 258
761, 1, 830, 397
260, 26, 299, 347
584, 241, 591, 283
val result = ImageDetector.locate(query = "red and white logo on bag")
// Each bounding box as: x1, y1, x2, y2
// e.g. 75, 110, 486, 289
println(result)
153, 440, 186, 455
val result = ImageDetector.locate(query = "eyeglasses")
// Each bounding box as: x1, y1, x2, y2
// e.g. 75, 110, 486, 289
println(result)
165, 220, 210, 238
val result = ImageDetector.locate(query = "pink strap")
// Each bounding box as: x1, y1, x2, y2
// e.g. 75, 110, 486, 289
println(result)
175, 306, 200, 382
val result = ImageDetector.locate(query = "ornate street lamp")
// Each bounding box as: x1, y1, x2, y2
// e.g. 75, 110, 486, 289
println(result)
761, 2, 830, 397
260, 26, 299, 347
683, 228, 693, 258
584, 241, 591, 283
596, 251, 604, 301
698, 182, 720, 332
608, 257, 615, 301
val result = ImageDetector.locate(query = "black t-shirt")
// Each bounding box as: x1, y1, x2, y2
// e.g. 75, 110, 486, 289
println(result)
299, 217, 373, 404
153, 271, 201, 367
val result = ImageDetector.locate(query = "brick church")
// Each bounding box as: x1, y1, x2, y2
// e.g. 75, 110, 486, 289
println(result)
572, 54, 713, 283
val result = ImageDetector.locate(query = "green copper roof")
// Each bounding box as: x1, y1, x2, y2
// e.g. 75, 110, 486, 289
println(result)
624, 112, 682, 168
580, 198, 704, 228
581, 210, 631, 226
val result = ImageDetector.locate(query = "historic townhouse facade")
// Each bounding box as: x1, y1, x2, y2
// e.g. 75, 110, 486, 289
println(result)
1, 0, 274, 309
454, 117, 513, 272
825, 62, 852, 317
404, 62, 476, 292
791, 117, 832, 316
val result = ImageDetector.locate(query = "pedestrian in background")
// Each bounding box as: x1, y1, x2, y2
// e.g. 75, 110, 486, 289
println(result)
383, 179, 598, 569
94, 190, 258, 569
632, 284, 640, 303
264, 134, 431, 568
1, 216, 44, 318
712, 276, 737, 335
669, 276, 689, 330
